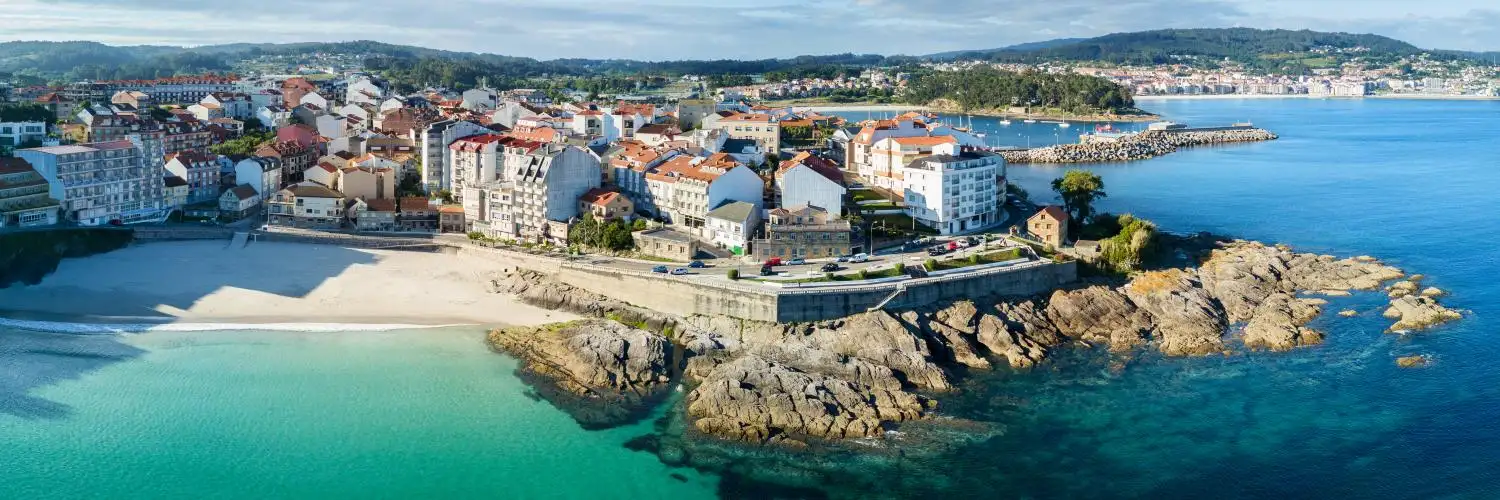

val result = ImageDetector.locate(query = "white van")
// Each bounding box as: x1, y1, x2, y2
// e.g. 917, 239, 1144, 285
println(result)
850, 253, 870, 263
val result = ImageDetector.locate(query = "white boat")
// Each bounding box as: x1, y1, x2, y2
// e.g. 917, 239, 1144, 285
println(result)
1023, 119, 1037, 124
999, 120, 1012, 125
1057, 122, 1071, 128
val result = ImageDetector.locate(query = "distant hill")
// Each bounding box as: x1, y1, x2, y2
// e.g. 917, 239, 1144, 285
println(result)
950, 28, 1431, 69
926, 38, 1087, 60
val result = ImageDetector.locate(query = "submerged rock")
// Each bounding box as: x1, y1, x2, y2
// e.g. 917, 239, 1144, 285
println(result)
1396, 355, 1431, 368
487, 319, 673, 428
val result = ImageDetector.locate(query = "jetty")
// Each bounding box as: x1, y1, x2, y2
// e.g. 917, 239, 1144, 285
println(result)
999, 122, 1277, 164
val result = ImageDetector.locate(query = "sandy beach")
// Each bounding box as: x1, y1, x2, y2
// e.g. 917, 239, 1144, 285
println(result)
0, 240, 573, 326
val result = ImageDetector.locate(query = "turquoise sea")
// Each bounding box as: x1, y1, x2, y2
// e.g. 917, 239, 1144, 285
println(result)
4, 98, 1500, 498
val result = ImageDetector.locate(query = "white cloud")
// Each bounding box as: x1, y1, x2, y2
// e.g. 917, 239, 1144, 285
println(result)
1, 0, 1496, 59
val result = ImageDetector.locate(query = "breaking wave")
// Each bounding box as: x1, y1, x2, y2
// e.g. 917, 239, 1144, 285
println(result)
0, 317, 468, 335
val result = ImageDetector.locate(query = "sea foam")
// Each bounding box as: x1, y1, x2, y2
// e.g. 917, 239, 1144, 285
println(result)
0, 317, 468, 335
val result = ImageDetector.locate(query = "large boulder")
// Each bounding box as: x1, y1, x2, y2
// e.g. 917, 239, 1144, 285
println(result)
488, 319, 672, 428
1044, 286, 1151, 351
1241, 293, 1325, 351
686, 354, 931, 446
1123, 269, 1227, 356
1384, 296, 1462, 332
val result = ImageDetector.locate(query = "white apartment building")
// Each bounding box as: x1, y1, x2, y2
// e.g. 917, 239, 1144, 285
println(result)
468, 145, 601, 243
0, 121, 46, 149
268, 182, 347, 228
421, 119, 490, 192
234, 156, 284, 198
16, 136, 167, 226
642, 153, 762, 234
866, 135, 958, 190
901, 143, 1006, 235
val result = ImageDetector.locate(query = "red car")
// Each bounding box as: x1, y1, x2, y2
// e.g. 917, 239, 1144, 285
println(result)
764, 257, 782, 267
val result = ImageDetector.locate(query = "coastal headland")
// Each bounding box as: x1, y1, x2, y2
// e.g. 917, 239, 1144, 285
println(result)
486, 238, 1461, 449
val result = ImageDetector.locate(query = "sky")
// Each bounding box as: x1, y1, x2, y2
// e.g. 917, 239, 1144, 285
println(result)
2, 0, 1498, 59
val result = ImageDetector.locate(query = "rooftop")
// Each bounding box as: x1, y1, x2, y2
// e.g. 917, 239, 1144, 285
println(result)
705, 200, 757, 223
636, 227, 693, 243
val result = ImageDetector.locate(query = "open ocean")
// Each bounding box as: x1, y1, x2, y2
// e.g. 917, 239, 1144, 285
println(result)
4, 98, 1499, 498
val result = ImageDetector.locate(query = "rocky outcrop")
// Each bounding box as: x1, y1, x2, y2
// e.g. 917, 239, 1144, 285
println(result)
1384, 295, 1462, 332
686, 354, 933, 447
1396, 355, 1431, 368
487, 239, 1461, 445
1241, 294, 1325, 351
1043, 286, 1148, 351
487, 319, 673, 428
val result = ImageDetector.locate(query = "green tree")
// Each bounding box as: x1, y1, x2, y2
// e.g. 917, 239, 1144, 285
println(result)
893, 263, 906, 275
1050, 169, 1107, 229
727, 269, 740, 280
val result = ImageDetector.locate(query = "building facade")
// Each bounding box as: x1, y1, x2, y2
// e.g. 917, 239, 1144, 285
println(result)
16, 136, 167, 226
0, 157, 61, 228
901, 144, 1006, 235
751, 205, 853, 260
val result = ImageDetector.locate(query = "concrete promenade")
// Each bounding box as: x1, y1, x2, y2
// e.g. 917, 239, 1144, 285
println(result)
129, 225, 1077, 323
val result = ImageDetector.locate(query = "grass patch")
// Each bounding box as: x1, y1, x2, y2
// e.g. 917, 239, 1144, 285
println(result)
930, 248, 1025, 270
851, 190, 890, 204
751, 267, 906, 284
866, 213, 938, 236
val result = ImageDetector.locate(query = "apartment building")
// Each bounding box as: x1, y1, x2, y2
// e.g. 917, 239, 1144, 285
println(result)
268, 182, 347, 229
713, 112, 780, 153
16, 135, 166, 225
641, 153, 762, 234
163, 151, 221, 204
421, 119, 489, 191
0, 157, 61, 228
901, 143, 1006, 235
0, 121, 46, 149
467, 145, 600, 243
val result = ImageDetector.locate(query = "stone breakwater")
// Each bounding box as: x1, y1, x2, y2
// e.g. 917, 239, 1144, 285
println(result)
1000, 129, 1278, 164
487, 241, 1459, 448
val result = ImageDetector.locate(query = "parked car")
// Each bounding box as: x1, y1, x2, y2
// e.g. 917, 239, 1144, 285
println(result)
850, 253, 870, 263
787, 258, 806, 266
689, 260, 706, 268
955, 239, 971, 249
928, 246, 950, 256
652, 265, 669, 273
671, 268, 690, 275
764, 257, 783, 267
759, 265, 775, 276
905, 266, 930, 278
836, 255, 851, 263
821, 263, 841, 272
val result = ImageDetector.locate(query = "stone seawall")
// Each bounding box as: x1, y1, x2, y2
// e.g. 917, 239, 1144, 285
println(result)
776, 260, 1077, 322
1001, 128, 1277, 164
471, 239, 1079, 323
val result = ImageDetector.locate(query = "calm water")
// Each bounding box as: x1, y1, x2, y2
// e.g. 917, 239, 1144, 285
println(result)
5, 98, 1500, 498
0, 328, 717, 499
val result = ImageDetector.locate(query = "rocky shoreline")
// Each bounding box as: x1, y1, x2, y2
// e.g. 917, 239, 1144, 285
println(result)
1000, 128, 1278, 164
486, 240, 1460, 448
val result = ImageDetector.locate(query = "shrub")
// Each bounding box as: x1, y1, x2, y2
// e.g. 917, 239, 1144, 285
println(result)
467, 231, 484, 240
925, 258, 938, 271
893, 263, 906, 274
632, 218, 649, 231
856, 269, 869, 280
968, 254, 980, 265
825, 272, 836, 280
727, 269, 740, 280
